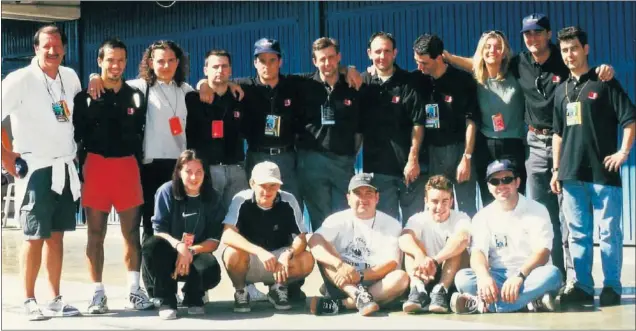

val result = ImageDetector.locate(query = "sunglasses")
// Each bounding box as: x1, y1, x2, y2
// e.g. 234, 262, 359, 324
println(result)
483, 30, 506, 37
488, 176, 515, 186
535, 74, 547, 98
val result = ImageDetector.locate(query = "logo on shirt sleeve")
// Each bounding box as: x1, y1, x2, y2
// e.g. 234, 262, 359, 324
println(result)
552, 75, 561, 83
284, 99, 292, 107
344, 99, 352, 106
392, 95, 400, 104
588, 91, 598, 100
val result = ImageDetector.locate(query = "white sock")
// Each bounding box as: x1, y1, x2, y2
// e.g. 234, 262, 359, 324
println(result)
128, 271, 140, 292
94, 282, 105, 293
411, 278, 426, 293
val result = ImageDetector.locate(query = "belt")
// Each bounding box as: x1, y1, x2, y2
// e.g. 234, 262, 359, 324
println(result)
528, 125, 553, 136
251, 146, 293, 155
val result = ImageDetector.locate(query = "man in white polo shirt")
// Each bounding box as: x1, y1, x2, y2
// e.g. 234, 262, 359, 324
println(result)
1, 25, 82, 320
450, 159, 562, 314
399, 174, 471, 314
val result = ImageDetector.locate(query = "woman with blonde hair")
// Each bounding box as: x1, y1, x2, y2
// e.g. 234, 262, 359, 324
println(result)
447, 31, 527, 206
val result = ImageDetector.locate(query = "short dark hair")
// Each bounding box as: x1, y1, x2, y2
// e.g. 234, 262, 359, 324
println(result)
98, 38, 127, 60
33, 25, 67, 47
425, 175, 454, 195
413, 34, 444, 59
204, 49, 232, 66
312, 37, 340, 59
171, 149, 214, 201
368, 31, 396, 50
557, 26, 588, 47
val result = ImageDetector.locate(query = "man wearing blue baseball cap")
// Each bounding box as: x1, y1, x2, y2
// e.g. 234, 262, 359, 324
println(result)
444, 13, 615, 292
450, 159, 561, 314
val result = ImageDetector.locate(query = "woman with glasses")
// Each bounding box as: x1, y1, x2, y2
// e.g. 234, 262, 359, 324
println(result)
465, 31, 527, 206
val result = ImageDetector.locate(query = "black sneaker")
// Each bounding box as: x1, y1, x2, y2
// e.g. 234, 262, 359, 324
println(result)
402, 287, 430, 313
559, 286, 594, 305
527, 293, 556, 312
429, 284, 449, 313
288, 283, 307, 302
599, 287, 621, 307
309, 297, 342, 316
355, 285, 380, 316
268, 284, 291, 310
233, 289, 251, 313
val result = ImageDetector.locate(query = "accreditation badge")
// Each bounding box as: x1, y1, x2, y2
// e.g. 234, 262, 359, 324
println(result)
321, 105, 335, 125
492, 112, 505, 132
425, 103, 440, 129
211, 120, 224, 138
169, 116, 183, 136
566, 102, 582, 126
265, 114, 281, 137
51, 100, 69, 122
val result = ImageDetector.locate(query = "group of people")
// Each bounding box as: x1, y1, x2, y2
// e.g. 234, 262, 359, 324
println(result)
1, 10, 634, 322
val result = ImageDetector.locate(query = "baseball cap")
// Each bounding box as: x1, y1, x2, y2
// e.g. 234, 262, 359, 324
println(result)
251, 161, 283, 185
486, 159, 517, 179
254, 38, 281, 56
520, 13, 551, 33
348, 173, 378, 192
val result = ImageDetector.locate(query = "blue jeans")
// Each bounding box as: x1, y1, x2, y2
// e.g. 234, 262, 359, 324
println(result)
455, 266, 562, 313
428, 142, 478, 217
374, 173, 425, 225
525, 131, 572, 282
297, 150, 354, 232
246, 150, 301, 206
209, 163, 249, 211
561, 180, 623, 295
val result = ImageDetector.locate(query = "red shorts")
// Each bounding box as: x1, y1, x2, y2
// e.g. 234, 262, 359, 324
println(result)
82, 153, 144, 213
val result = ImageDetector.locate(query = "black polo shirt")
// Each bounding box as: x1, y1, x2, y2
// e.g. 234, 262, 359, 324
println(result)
359, 66, 425, 177
411, 65, 478, 147
553, 68, 636, 187
235, 75, 304, 151
513, 43, 570, 130
185, 90, 245, 165
296, 71, 361, 156
72, 82, 146, 158
223, 189, 305, 251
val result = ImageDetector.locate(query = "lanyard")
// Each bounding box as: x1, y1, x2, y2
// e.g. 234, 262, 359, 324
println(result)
38, 63, 66, 103
565, 78, 589, 103
157, 82, 180, 117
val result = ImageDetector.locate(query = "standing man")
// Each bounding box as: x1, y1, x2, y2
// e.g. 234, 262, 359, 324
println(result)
185, 49, 247, 211
399, 175, 471, 313
551, 26, 635, 307
73, 38, 153, 313
411, 34, 479, 217
221, 161, 314, 313
1, 25, 82, 320
360, 31, 426, 224
297, 37, 362, 231
308, 173, 408, 316
451, 159, 562, 314
444, 14, 614, 288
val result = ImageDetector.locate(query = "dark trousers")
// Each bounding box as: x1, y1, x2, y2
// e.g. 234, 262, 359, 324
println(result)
140, 159, 177, 296
474, 133, 527, 206
142, 236, 221, 308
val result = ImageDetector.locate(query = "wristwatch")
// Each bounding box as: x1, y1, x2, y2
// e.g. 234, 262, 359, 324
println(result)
516, 270, 527, 281
551, 167, 559, 173
463, 153, 472, 160
358, 270, 365, 283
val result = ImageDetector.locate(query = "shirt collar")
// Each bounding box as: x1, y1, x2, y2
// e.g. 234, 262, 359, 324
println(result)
157, 79, 176, 87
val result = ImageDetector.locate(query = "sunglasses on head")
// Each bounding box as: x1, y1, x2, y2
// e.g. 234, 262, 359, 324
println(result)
483, 30, 505, 37
488, 176, 515, 186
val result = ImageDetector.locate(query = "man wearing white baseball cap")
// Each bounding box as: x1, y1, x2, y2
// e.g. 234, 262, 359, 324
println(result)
221, 161, 314, 313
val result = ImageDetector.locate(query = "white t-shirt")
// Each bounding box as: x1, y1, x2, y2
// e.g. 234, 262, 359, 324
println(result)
127, 78, 194, 161
404, 210, 471, 257
2, 58, 81, 158
315, 209, 402, 271
470, 194, 553, 271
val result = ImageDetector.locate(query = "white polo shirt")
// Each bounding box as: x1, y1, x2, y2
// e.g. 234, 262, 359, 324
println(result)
315, 209, 402, 271
2, 58, 81, 158
470, 194, 553, 271
127, 78, 193, 161
404, 210, 471, 257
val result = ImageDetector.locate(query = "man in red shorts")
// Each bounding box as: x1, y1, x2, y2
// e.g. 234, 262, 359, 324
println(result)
73, 38, 153, 313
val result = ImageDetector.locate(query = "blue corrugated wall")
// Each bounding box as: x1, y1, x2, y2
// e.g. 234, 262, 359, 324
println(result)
1, 1, 634, 243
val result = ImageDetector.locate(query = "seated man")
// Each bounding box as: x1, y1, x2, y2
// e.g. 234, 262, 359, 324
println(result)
308, 173, 408, 316
221, 161, 314, 313
399, 175, 471, 313
451, 159, 562, 314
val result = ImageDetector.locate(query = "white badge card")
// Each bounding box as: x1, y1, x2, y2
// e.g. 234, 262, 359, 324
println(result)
265, 114, 281, 137
566, 102, 582, 126
321, 105, 335, 125
425, 103, 440, 129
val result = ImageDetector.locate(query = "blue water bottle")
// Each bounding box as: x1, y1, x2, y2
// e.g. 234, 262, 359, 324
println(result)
15, 157, 28, 178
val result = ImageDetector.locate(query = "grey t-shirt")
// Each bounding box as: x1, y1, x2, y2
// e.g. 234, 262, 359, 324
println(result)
477, 72, 526, 139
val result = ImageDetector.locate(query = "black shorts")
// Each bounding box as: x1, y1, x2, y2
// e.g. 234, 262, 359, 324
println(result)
20, 166, 77, 240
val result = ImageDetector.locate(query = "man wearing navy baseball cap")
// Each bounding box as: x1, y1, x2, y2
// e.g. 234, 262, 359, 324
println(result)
450, 159, 561, 314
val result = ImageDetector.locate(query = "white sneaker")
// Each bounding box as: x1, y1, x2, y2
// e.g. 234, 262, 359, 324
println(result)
246, 284, 267, 302
158, 305, 177, 320
45, 296, 81, 317
527, 293, 556, 312
87, 291, 109, 314
149, 297, 163, 308
127, 287, 154, 310
24, 299, 47, 321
